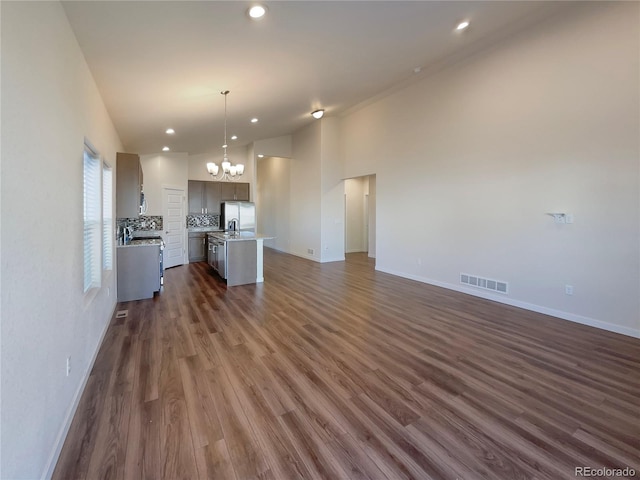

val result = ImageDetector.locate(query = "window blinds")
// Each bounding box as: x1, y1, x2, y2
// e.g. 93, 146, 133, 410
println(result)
103, 164, 113, 271
84, 148, 101, 292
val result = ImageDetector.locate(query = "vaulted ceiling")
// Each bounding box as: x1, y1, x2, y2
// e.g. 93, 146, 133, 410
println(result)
62, 1, 561, 155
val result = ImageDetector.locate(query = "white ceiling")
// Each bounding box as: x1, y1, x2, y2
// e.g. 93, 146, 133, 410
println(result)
61, 1, 560, 156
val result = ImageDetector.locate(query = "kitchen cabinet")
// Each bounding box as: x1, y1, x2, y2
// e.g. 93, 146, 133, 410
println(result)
220, 182, 250, 201
207, 232, 273, 286
204, 182, 221, 214
188, 180, 223, 215
188, 181, 204, 214
188, 232, 207, 262
117, 244, 161, 301
116, 152, 142, 218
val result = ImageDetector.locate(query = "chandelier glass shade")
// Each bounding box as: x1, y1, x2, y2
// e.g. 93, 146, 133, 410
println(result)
206, 90, 244, 180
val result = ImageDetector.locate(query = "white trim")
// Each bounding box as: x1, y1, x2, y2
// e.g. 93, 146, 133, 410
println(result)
375, 266, 640, 339
41, 303, 115, 480
160, 183, 185, 191
256, 239, 264, 283
321, 255, 346, 263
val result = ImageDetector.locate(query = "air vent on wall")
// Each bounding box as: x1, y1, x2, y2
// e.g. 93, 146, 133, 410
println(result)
460, 273, 508, 294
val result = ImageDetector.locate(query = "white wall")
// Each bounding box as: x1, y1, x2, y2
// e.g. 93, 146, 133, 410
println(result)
1, 2, 124, 478
341, 2, 640, 336
139, 152, 189, 216
254, 135, 292, 159
188, 145, 255, 187
368, 175, 377, 258
290, 122, 323, 260
256, 157, 291, 251
319, 118, 345, 263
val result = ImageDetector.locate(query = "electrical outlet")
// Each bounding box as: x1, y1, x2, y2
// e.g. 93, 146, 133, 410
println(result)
66, 356, 71, 376
417, 258, 422, 266
307, 248, 314, 255
107, 287, 110, 297
565, 285, 574, 295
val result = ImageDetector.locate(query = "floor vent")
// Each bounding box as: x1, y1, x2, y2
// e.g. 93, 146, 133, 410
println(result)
460, 273, 508, 294
116, 310, 129, 318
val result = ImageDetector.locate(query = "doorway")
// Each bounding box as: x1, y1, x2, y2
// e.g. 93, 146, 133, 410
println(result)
162, 186, 186, 268
344, 174, 376, 259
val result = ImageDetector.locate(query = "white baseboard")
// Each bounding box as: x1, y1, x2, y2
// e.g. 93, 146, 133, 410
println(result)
375, 266, 640, 339
321, 255, 346, 263
42, 302, 116, 480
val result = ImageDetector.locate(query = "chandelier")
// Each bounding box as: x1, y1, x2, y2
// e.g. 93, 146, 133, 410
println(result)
207, 90, 245, 180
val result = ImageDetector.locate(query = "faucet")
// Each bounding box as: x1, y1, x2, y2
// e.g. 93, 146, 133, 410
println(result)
228, 218, 239, 233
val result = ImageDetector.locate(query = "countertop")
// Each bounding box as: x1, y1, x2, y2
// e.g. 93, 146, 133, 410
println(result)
189, 227, 223, 233
207, 232, 275, 242
118, 238, 163, 248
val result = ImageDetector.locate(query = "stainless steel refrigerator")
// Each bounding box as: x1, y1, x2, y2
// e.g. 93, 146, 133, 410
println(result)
221, 201, 256, 233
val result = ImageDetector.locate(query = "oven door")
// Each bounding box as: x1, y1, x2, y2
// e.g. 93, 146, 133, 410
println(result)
159, 243, 164, 287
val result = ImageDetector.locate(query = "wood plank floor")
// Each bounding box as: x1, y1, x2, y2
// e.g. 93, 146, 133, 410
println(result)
53, 249, 640, 480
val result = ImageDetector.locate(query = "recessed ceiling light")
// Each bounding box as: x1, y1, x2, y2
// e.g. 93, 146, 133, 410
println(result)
248, 5, 267, 19
257, 154, 264, 158
162, 146, 170, 152
231, 135, 238, 140
165, 128, 175, 134
311, 109, 324, 119
456, 21, 470, 31
251, 118, 259, 123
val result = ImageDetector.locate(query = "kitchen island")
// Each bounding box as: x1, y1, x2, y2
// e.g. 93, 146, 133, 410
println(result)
207, 232, 273, 286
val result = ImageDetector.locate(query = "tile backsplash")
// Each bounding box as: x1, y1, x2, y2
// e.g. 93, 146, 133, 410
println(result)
117, 215, 163, 231
187, 214, 219, 229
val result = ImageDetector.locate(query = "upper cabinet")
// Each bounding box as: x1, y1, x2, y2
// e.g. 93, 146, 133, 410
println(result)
188, 180, 230, 215
188, 180, 204, 214
220, 182, 250, 201
204, 182, 221, 214
189, 181, 249, 215
116, 152, 142, 218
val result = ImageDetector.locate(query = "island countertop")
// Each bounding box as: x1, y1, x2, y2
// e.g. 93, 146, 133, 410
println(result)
207, 232, 274, 242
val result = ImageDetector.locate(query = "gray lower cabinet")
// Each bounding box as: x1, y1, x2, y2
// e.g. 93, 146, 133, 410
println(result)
188, 233, 207, 262
226, 240, 257, 286
117, 245, 161, 301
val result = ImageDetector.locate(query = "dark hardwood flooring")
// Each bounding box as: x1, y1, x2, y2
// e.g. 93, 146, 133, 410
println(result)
53, 249, 640, 480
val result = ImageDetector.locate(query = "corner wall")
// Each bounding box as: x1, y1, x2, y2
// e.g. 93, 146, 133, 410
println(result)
320, 118, 345, 263
1, 2, 124, 478
290, 122, 323, 260
256, 156, 291, 252
341, 2, 640, 336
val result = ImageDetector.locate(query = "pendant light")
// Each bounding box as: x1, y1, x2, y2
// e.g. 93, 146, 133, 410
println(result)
207, 90, 245, 180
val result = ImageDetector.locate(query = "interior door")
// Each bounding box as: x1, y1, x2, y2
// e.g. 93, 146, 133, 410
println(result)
163, 187, 186, 269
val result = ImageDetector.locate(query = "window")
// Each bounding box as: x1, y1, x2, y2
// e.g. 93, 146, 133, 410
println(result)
102, 163, 113, 271
83, 144, 101, 292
